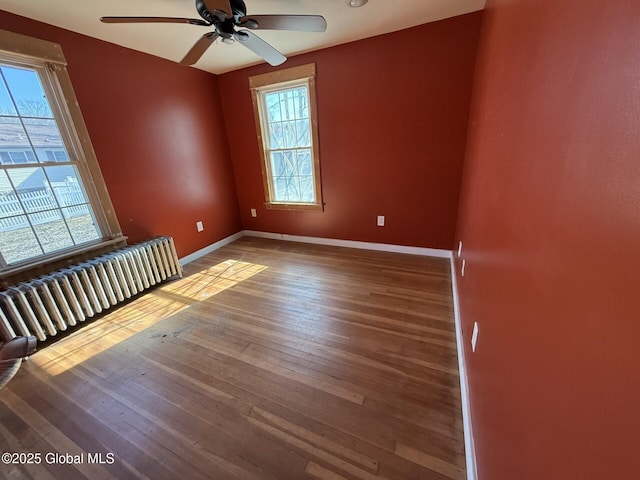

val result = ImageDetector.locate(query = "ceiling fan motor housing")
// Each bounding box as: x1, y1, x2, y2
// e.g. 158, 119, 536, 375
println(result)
196, 0, 247, 23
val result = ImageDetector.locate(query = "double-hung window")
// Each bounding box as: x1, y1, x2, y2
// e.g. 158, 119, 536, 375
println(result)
0, 29, 121, 275
250, 64, 323, 210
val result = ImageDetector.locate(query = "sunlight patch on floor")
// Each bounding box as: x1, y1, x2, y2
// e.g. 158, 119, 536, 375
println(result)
28, 259, 267, 376
164, 259, 268, 301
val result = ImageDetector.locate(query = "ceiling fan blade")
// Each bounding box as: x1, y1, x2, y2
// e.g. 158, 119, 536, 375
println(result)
180, 32, 220, 66
203, 0, 233, 20
234, 30, 286, 66
239, 15, 327, 32
101, 16, 209, 26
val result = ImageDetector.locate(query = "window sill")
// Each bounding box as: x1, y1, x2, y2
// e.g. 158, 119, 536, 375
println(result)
266, 202, 324, 212
0, 236, 127, 288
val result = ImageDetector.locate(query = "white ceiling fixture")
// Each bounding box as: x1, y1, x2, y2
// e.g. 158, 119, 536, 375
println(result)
1, 0, 486, 75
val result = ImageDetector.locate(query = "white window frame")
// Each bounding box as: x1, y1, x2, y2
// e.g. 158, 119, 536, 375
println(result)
0, 29, 123, 278
250, 63, 323, 211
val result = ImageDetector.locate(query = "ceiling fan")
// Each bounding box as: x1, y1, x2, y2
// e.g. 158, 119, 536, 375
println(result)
100, 0, 327, 67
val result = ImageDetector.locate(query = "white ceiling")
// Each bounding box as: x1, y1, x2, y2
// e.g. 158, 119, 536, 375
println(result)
1, 0, 485, 75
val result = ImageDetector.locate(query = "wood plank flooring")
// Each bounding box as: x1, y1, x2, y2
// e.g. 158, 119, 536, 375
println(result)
0, 237, 465, 480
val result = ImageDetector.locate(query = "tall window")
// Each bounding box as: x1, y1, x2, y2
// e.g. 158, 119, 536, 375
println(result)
250, 64, 323, 210
0, 29, 121, 274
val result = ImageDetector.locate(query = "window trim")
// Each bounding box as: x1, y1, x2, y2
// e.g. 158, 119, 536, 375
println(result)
0, 28, 124, 280
250, 63, 323, 211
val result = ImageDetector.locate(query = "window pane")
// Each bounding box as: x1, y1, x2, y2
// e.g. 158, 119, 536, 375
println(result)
296, 90, 306, 116
297, 88, 309, 118
273, 176, 287, 201
0, 66, 53, 118
286, 176, 300, 200
291, 89, 302, 119
269, 122, 284, 149
295, 120, 311, 147
22, 118, 68, 162
64, 207, 99, 244
276, 92, 286, 120
0, 170, 23, 219
7, 167, 59, 213
296, 150, 312, 175
274, 176, 301, 202
44, 165, 89, 207
31, 210, 74, 253
281, 91, 296, 121
270, 152, 284, 176
283, 151, 296, 175
0, 214, 43, 264
265, 92, 281, 122
0, 75, 17, 116
288, 90, 299, 120
300, 176, 315, 202
279, 121, 292, 148
0, 117, 34, 164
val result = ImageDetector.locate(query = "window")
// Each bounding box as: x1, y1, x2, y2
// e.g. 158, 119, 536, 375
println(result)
45, 149, 69, 162
250, 64, 323, 210
0, 151, 37, 165
0, 29, 122, 274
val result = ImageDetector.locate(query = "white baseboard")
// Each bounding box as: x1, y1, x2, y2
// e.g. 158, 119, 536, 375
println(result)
179, 230, 452, 266
450, 256, 477, 480
178, 231, 244, 266
243, 230, 452, 258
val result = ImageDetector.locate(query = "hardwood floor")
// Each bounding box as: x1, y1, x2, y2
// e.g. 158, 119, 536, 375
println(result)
0, 237, 465, 480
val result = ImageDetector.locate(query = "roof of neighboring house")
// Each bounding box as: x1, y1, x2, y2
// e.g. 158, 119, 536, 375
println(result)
0, 121, 64, 149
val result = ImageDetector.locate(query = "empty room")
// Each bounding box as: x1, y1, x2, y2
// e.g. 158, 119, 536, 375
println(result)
0, 1, 638, 479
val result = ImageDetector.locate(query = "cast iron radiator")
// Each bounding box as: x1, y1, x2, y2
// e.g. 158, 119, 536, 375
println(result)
0, 236, 181, 343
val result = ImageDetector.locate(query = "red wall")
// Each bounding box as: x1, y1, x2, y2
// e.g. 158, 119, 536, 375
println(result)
455, 0, 640, 478
0, 11, 241, 258
219, 13, 482, 249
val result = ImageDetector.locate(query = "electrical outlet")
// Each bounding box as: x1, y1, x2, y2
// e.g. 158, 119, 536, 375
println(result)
471, 322, 479, 352
461, 259, 466, 277
196, 221, 204, 232
377, 215, 385, 227
250, 208, 257, 218
458, 241, 463, 257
